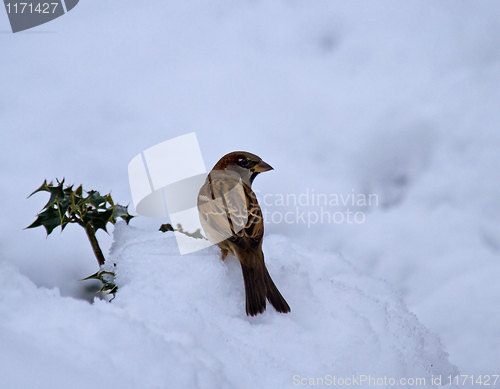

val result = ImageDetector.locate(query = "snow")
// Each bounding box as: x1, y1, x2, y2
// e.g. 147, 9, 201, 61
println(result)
2, 0, 500, 386
0, 223, 457, 388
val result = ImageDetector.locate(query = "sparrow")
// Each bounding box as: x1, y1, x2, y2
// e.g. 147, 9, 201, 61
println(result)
197, 151, 290, 316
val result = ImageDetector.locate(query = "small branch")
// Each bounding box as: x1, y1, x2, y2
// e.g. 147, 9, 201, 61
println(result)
84, 223, 106, 266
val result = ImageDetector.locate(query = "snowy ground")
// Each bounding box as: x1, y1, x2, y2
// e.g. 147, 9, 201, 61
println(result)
0, 223, 458, 388
2, 0, 500, 386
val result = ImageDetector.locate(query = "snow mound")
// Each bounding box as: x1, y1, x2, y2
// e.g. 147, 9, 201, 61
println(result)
0, 222, 457, 388
109, 222, 458, 387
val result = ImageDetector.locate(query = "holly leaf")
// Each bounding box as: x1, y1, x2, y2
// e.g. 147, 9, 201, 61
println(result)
87, 191, 107, 209
81, 270, 118, 297
56, 198, 71, 221
74, 185, 83, 197
113, 204, 135, 225
84, 209, 114, 233
27, 179, 50, 198
26, 206, 65, 235
105, 194, 115, 207
43, 179, 66, 208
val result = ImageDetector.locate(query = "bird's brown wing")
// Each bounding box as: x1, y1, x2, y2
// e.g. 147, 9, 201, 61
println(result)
233, 181, 264, 251
197, 171, 250, 245
197, 171, 263, 250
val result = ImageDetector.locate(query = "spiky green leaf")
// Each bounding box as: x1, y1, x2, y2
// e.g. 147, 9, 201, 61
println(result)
83, 209, 114, 233
27, 180, 50, 198
113, 204, 135, 225
87, 191, 108, 209
26, 206, 65, 235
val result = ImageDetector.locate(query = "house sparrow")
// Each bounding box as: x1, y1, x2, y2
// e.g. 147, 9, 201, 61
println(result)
197, 151, 290, 316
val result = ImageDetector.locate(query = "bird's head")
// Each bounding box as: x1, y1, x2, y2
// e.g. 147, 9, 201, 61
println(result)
212, 151, 273, 185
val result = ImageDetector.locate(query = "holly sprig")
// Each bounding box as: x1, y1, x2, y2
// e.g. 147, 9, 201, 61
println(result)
27, 179, 134, 296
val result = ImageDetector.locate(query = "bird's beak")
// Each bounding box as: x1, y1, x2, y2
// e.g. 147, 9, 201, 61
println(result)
252, 160, 273, 173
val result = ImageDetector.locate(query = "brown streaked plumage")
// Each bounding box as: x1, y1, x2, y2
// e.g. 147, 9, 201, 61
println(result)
197, 151, 290, 316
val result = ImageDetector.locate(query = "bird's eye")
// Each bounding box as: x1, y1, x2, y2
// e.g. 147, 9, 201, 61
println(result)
238, 158, 250, 168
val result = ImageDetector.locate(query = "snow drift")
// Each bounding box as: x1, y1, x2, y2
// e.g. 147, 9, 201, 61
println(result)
0, 222, 457, 388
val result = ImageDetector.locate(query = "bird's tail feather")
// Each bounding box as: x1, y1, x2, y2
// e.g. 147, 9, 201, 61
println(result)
263, 266, 291, 314
241, 265, 267, 316
241, 263, 290, 316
